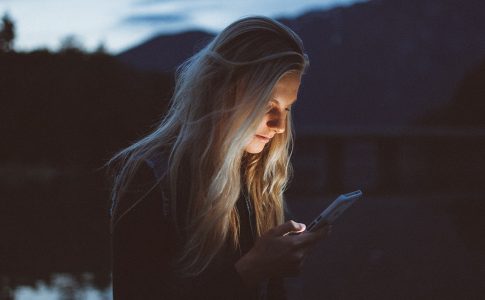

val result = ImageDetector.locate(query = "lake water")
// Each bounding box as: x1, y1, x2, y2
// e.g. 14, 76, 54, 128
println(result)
3, 187, 484, 299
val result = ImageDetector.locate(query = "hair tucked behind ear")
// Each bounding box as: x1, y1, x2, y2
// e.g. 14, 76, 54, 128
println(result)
107, 16, 309, 277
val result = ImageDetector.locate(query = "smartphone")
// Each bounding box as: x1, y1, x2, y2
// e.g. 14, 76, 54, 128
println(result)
306, 190, 363, 232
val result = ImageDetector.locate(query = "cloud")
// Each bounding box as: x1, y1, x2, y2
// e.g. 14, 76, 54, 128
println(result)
122, 13, 186, 25
132, 0, 188, 6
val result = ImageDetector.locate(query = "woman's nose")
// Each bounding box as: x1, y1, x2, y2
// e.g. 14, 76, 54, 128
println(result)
267, 114, 285, 134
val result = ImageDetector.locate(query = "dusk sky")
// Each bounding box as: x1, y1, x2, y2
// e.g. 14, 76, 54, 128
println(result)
0, 0, 366, 54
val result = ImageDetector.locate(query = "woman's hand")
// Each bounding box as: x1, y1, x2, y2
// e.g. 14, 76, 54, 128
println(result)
234, 220, 332, 287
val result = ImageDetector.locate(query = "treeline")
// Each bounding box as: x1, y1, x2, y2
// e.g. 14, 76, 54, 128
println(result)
1, 48, 484, 172
0, 50, 173, 169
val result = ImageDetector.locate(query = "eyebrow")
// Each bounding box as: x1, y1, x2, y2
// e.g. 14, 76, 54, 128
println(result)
270, 98, 297, 107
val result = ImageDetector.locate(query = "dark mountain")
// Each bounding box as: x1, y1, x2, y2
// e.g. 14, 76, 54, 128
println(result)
118, 31, 214, 73
283, 0, 485, 130
117, 0, 485, 131
419, 56, 485, 127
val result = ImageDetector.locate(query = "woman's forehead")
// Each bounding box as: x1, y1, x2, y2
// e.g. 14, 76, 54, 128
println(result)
272, 73, 301, 105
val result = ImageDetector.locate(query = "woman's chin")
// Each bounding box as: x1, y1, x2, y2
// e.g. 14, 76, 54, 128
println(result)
244, 142, 265, 154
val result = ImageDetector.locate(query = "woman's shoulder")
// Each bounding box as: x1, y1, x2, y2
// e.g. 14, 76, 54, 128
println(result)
111, 150, 170, 229
128, 149, 170, 192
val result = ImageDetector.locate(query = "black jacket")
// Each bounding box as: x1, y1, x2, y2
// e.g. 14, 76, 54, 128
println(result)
110, 154, 287, 299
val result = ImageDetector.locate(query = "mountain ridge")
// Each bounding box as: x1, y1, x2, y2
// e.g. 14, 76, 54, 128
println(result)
117, 0, 485, 131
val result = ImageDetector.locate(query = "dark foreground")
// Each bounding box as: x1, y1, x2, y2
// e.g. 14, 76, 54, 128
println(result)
3, 193, 484, 299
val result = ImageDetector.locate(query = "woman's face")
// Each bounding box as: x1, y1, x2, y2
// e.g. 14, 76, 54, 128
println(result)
244, 72, 301, 154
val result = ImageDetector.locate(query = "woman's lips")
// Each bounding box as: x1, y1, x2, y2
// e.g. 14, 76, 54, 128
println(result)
256, 135, 271, 142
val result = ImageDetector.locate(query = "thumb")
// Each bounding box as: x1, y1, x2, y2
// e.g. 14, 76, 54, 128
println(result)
267, 220, 306, 237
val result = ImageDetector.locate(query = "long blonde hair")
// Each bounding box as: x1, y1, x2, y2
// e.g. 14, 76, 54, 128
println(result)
108, 16, 309, 276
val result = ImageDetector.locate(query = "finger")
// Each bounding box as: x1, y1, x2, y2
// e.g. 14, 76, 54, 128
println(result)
313, 224, 333, 237
293, 226, 332, 247
311, 226, 332, 241
294, 234, 321, 248
267, 220, 305, 237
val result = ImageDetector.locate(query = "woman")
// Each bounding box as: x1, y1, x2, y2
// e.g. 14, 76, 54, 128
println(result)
108, 16, 331, 299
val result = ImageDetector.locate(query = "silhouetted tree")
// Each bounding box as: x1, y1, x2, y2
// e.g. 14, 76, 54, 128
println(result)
0, 12, 15, 52
94, 41, 108, 55
59, 34, 85, 53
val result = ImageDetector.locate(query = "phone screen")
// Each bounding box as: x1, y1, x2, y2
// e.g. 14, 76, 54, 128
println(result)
307, 190, 362, 232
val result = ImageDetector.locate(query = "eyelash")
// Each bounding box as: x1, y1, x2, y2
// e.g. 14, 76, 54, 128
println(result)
267, 105, 291, 112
